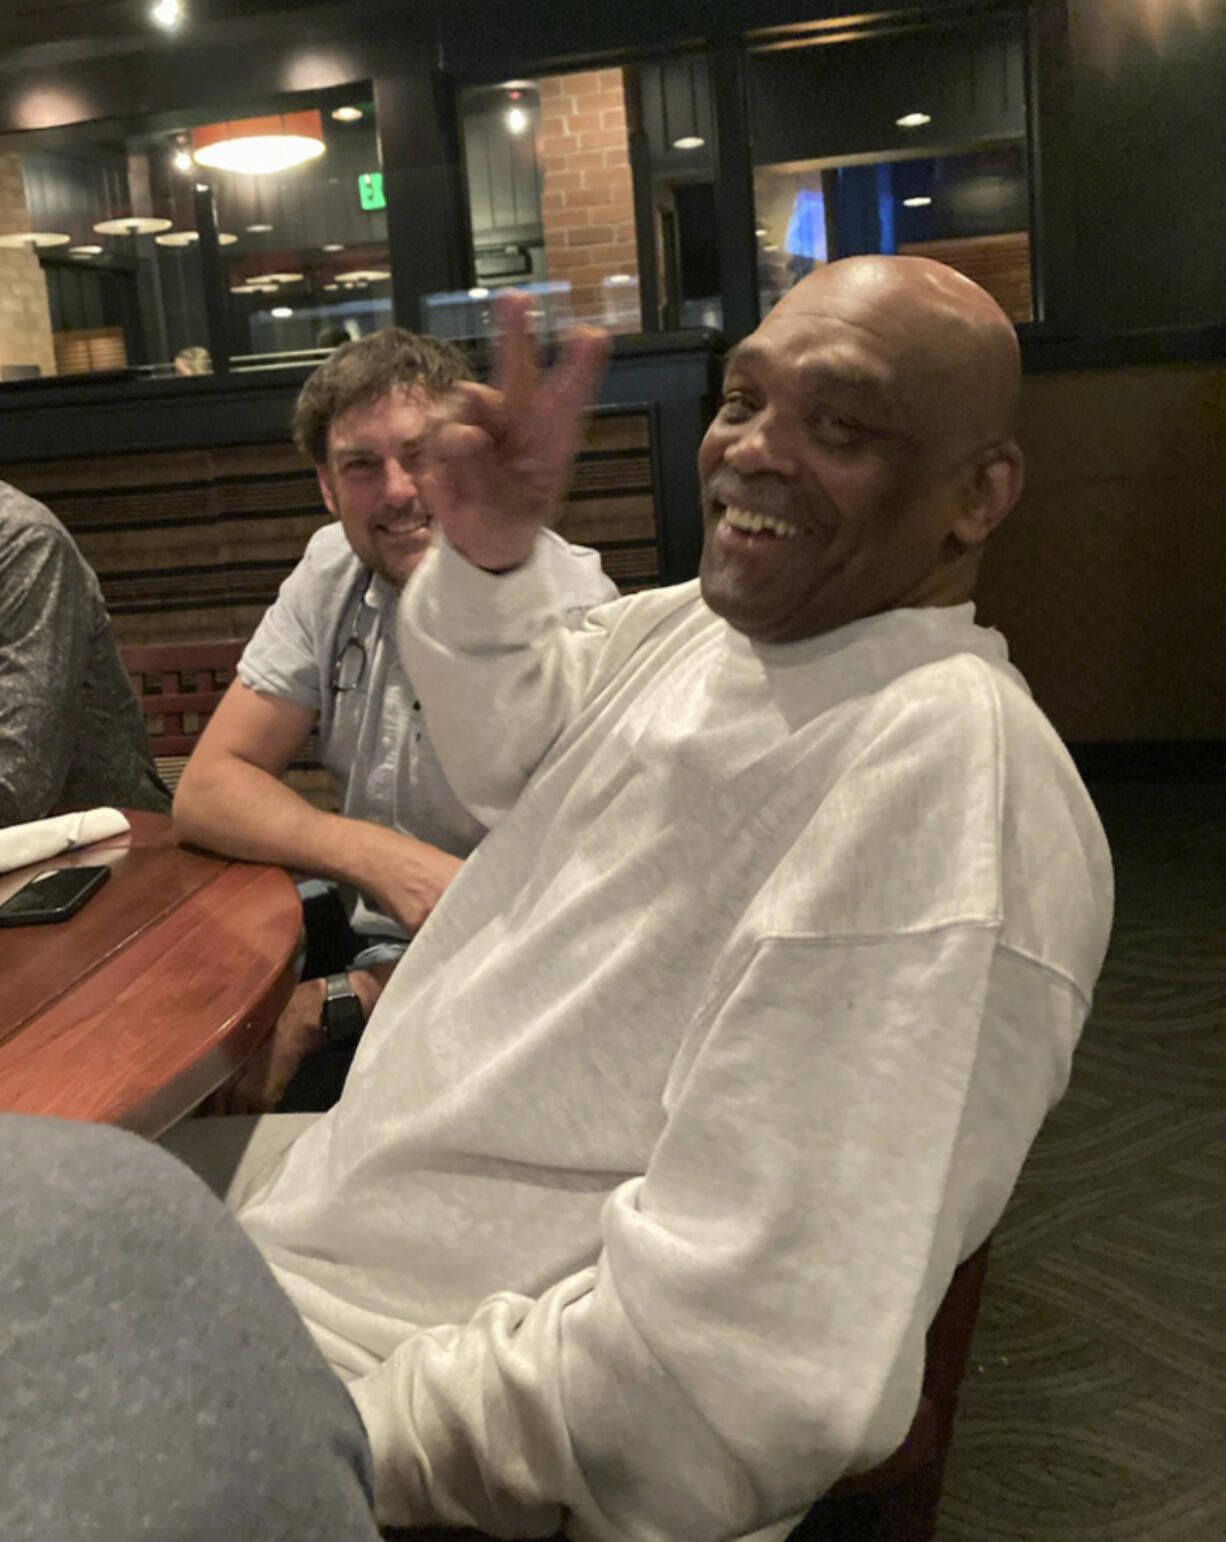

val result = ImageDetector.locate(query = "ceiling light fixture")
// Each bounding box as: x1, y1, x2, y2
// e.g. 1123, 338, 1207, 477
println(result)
271, 306, 294, 319
506, 106, 528, 135
467, 287, 491, 299
903, 195, 932, 207
895, 112, 931, 128
246, 222, 274, 233
321, 242, 345, 252
150, 0, 184, 30
172, 148, 194, 172
192, 111, 326, 176
672, 135, 704, 150
331, 106, 363, 123
69, 244, 103, 257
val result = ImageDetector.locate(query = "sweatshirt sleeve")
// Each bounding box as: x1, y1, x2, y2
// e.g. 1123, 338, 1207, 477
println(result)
347, 924, 1087, 1541
397, 535, 624, 828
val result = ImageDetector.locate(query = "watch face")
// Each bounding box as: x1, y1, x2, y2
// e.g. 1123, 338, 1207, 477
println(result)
322, 975, 366, 1046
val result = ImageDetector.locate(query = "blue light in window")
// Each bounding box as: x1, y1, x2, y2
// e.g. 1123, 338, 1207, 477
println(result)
784, 189, 828, 264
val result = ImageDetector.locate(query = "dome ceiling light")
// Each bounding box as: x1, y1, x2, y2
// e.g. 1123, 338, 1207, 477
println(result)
895, 112, 932, 129
192, 111, 326, 176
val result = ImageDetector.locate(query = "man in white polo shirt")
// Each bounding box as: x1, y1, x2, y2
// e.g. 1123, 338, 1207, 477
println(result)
174, 329, 616, 1108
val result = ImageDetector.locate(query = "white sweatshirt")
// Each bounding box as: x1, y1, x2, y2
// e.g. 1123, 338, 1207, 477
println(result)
236, 538, 1113, 1542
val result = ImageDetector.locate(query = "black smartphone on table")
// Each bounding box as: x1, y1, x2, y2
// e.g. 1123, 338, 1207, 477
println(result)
0, 865, 111, 926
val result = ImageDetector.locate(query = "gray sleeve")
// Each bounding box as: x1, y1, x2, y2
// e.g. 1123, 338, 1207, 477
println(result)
0, 523, 92, 825
237, 549, 330, 712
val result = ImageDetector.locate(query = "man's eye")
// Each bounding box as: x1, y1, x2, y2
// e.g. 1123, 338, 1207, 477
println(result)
342, 459, 379, 476
719, 392, 754, 423
811, 414, 864, 448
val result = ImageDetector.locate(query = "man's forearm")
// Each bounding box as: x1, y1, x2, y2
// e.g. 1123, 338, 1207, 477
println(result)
175, 753, 385, 890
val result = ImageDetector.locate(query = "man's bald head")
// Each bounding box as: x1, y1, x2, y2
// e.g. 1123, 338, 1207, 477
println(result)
697, 255, 1025, 645
767, 255, 1021, 460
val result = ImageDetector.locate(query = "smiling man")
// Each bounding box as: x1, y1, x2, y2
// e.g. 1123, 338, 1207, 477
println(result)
173, 329, 616, 1110
204, 260, 1110, 1537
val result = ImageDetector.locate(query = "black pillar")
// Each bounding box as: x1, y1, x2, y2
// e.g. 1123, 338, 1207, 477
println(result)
375, 66, 473, 333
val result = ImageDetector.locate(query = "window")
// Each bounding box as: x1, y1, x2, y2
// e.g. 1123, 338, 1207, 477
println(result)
435, 70, 642, 343
0, 83, 390, 385
749, 16, 1035, 323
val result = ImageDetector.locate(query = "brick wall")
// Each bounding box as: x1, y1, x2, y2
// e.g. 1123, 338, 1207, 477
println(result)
539, 69, 641, 331
0, 154, 57, 379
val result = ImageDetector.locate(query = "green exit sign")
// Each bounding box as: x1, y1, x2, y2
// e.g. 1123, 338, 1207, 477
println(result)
358, 171, 386, 211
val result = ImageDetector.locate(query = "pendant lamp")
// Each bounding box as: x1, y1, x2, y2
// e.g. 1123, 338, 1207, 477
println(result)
191, 111, 326, 176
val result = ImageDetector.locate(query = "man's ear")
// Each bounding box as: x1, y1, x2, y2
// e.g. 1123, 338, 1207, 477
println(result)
951, 441, 1024, 548
316, 463, 338, 518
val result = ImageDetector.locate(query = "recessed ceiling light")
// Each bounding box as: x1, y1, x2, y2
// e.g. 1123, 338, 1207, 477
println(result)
895, 112, 932, 128
271, 306, 293, 319
331, 105, 363, 123
903, 195, 932, 207
672, 135, 704, 150
322, 242, 344, 252
246, 222, 274, 233
150, 0, 183, 29
506, 106, 529, 135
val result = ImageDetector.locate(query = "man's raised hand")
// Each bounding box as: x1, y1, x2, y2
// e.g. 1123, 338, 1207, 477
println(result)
419, 290, 609, 572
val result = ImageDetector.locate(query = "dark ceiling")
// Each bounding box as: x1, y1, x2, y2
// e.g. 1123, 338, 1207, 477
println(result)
0, 0, 345, 57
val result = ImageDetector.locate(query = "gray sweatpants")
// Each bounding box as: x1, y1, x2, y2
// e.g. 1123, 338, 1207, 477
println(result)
0, 1112, 382, 1542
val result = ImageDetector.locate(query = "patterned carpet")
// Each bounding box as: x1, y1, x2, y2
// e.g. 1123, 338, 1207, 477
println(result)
936, 779, 1226, 1541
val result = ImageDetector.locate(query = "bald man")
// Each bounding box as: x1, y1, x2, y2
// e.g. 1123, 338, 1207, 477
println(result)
6, 260, 1112, 1542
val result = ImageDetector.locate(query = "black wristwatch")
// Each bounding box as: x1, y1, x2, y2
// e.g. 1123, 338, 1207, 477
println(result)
320, 972, 366, 1047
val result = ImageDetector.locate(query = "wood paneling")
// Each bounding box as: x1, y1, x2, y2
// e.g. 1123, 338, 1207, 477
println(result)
899, 232, 1032, 323
975, 363, 1226, 742
53, 324, 126, 372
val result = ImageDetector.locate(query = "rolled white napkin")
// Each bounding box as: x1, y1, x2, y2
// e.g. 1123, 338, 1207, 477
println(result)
0, 808, 131, 876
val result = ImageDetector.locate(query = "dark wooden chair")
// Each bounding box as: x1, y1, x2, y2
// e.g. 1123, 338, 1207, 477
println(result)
385, 1238, 992, 1542
120, 639, 244, 790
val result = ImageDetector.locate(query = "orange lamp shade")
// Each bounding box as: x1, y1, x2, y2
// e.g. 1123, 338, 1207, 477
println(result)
191, 110, 326, 175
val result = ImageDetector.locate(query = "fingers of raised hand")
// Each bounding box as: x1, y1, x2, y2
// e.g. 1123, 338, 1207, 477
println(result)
492, 289, 540, 406
541, 325, 611, 420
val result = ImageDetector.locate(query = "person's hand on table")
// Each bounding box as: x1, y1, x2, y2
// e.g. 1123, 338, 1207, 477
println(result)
419, 289, 610, 572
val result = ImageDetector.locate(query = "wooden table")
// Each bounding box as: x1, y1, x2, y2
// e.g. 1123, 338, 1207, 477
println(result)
0, 811, 301, 1136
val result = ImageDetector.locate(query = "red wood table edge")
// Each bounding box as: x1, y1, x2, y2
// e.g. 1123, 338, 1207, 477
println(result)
0, 811, 302, 1136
